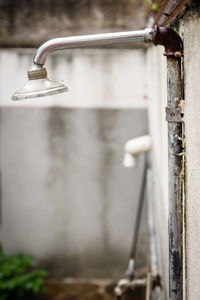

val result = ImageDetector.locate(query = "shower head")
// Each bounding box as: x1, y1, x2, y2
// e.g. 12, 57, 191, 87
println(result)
12, 28, 154, 101
12, 65, 68, 101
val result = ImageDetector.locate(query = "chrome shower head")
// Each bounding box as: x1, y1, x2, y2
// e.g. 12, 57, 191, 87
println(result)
12, 28, 154, 101
12, 65, 68, 101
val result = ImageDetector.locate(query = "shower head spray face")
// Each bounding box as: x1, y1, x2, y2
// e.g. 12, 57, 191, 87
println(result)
12, 65, 68, 101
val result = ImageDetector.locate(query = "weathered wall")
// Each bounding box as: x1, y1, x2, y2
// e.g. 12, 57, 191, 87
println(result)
146, 46, 168, 297
0, 47, 149, 277
0, 0, 145, 47
0, 107, 148, 277
182, 7, 200, 299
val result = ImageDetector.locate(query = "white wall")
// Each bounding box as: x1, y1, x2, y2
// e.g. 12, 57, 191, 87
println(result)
183, 14, 200, 299
0, 48, 149, 277
0, 48, 147, 109
146, 45, 168, 297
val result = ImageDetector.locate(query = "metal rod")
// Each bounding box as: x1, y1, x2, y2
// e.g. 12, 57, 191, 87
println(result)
147, 168, 159, 277
167, 56, 183, 300
130, 155, 147, 260
33, 28, 154, 66
147, 168, 163, 300
126, 155, 148, 280
145, 272, 152, 300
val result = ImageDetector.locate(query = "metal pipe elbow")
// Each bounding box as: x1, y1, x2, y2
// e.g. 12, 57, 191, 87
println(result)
153, 25, 183, 57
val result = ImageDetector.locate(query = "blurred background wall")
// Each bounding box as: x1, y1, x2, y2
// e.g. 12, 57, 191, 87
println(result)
0, 0, 150, 278
2, 0, 200, 298
0, 0, 146, 47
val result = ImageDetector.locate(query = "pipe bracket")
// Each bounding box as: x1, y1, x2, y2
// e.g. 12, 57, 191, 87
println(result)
165, 106, 184, 122
153, 25, 183, 57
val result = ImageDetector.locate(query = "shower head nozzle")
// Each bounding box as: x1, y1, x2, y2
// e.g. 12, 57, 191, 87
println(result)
12, 65, 68, 101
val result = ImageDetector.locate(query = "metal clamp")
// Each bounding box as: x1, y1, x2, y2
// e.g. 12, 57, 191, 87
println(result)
165, 106, 184, 122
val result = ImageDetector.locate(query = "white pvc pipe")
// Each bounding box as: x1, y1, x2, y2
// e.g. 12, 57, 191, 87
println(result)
123, 135, 151, 168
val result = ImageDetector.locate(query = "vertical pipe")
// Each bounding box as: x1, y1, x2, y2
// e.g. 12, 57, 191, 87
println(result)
167, 56, 183, 300
153, 26, 184, 299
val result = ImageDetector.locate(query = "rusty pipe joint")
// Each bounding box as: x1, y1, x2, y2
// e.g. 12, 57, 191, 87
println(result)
153, 25, 183, 57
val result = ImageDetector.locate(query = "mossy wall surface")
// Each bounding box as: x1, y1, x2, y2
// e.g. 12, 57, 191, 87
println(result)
0, 0, 145, 47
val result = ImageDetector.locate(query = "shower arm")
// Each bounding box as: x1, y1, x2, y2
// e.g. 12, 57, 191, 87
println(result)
33, 28, 154, 67
29, 26, 183, 79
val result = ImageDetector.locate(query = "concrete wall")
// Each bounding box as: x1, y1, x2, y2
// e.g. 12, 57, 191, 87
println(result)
0, 48, 149, 278
182, 8, 200, 299
0, 0, 145, 47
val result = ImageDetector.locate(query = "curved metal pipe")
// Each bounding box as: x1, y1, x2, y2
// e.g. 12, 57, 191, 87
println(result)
33, 28, 154, 66
12, 27, 154, 100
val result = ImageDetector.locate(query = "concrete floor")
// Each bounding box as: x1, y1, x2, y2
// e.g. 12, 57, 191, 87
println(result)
35, 278, 146, 300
